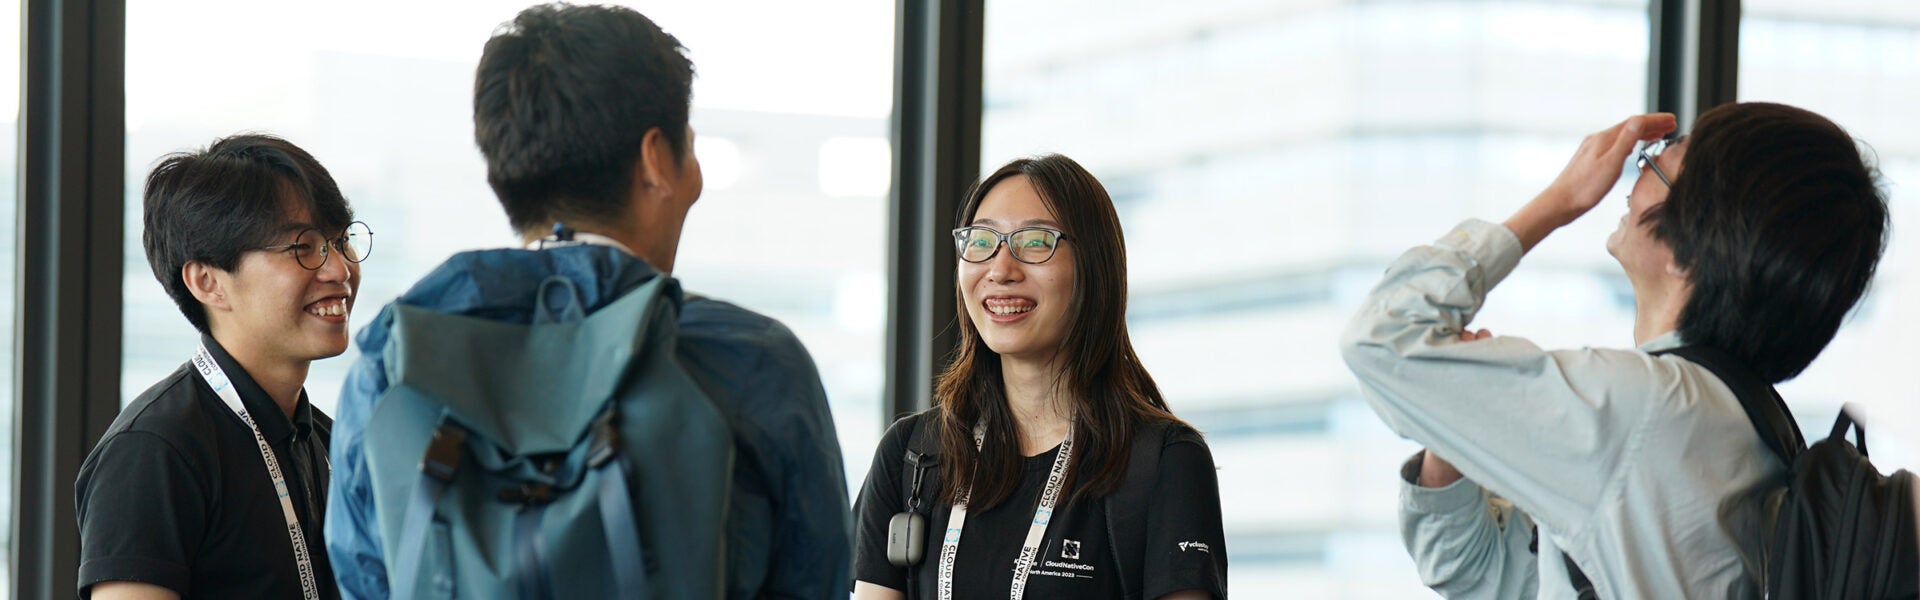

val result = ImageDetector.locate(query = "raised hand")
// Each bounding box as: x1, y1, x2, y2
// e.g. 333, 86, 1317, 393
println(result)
1505, 113, 1677, 251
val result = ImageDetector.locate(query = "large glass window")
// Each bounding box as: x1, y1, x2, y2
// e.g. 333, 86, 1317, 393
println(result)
1741, 1, 1920, 471
0, 0, 18, 593
983, 1, 1649, 596
123, 0, 893, 487
0, 0, 18, 592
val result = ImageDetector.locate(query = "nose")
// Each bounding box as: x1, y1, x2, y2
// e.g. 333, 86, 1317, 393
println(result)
315, 245, 352, 284
984, 243, 1024, 284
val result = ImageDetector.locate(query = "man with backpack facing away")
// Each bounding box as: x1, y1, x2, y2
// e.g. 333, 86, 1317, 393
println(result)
323, 4, 850, 598
1342, 103, 1915, 598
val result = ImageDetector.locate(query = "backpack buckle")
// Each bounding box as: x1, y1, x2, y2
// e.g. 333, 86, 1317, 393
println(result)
421, 423, 467, 482
587, 410, 621, 468
498, 483, 555, 506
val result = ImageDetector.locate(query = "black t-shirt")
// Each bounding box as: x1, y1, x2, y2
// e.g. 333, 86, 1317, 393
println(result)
854, 412, 1228, 599
75, 336, 337, 599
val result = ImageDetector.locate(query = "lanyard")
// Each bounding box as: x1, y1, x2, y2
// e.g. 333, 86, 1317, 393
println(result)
937, 417, 1075, 600
525, 225, 638, 257
192, 345, 323, 600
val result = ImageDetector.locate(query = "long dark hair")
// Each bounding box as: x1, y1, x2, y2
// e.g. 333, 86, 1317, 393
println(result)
935, 154, 1185, 510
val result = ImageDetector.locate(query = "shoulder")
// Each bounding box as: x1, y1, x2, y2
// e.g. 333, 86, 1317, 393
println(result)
99, 365, 223, 458
677, 295, 822, 396
882, 407, 943, 455
680, 296, 809, 355
1134, 417, 1207, 451
1554, 345, 1744, 419
80, 366, 222, 490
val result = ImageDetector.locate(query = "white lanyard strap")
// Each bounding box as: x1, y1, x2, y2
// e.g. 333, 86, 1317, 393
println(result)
192, 345, 322, 600
524, 229, 638, 257
937, 416, 1075, 600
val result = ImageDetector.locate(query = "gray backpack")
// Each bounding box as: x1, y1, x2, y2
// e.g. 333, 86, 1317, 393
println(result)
362, 274, 733, 599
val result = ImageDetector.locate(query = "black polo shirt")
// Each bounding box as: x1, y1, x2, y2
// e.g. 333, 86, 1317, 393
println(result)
75, 335, 337, 599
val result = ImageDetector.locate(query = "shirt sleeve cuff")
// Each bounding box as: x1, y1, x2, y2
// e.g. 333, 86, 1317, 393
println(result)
1433, 219, 1525, 289
79, 556, 191, 598
1399, 451, 1487, 515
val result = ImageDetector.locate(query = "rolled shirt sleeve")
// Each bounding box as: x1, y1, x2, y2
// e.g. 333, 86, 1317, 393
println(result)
1398, 452, 1539, 599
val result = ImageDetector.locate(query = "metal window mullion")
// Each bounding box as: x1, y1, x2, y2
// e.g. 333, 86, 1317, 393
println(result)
885, 0, 983, 422
1649, 0, 1740, 128
13, 0, 125, 596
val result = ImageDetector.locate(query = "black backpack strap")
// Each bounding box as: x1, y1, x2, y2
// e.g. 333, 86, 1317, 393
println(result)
1653, 345, 1806, 463
1106, 420, 1179, 600
1529, 525, 1601, 599
900, 409, 942, 512
894, 409, 941, 597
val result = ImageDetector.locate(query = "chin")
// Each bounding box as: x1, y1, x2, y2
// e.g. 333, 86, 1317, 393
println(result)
306, 338, 351, 360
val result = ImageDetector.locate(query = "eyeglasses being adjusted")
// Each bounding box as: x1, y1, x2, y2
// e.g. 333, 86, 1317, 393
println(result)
257, 221, 374, 271
952, 226, 1067, 264
1637, 135, 1684, 187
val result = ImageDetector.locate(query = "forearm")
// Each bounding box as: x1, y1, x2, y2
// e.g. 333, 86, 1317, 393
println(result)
1418, 448, 1466, 489
1502, 189, 1576, 253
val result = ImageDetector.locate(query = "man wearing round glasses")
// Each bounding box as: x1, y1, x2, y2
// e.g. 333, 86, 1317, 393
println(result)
77, 134, 368, 600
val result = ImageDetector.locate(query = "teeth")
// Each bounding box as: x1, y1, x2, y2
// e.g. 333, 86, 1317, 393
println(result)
307, 300, 348, 317
984, 300, 1035, 315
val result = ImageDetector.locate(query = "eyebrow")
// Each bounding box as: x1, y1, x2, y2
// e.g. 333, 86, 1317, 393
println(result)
970, 218, 1063, 229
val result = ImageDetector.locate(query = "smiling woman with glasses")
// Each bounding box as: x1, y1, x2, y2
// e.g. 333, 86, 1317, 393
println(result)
853, 154, 1228, 600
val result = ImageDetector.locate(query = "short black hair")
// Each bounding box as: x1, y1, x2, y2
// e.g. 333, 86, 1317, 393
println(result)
473, 3, 694, 233
142, 134, 354, 333
1645, 102, 1888, 383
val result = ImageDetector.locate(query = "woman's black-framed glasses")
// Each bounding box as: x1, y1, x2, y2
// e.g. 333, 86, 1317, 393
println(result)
1637, 135, 1684, 187
257, 221, 374, 271
952, 226, 1067, 264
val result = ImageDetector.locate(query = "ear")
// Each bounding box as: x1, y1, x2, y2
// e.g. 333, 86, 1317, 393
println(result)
1664, 255, 1688, 279
182, 261, 234, 314
633, 127, 678, 198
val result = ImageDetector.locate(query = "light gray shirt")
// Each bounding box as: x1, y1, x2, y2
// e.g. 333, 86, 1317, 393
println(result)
1340, 219, 1782, 599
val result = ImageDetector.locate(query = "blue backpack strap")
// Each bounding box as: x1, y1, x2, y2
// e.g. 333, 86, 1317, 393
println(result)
588, 408, 651, 596
392, 418, 467, 597
511, 504, 554, 600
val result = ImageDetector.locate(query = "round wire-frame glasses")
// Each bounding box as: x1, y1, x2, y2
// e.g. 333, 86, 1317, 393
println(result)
256, 220, 374, 271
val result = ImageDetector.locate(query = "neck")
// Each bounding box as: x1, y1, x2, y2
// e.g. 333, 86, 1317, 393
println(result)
523, 222, 679, 274
1630, 278, 1689, 346
1000, 354, 1072, 456
208, 327, 307, 419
